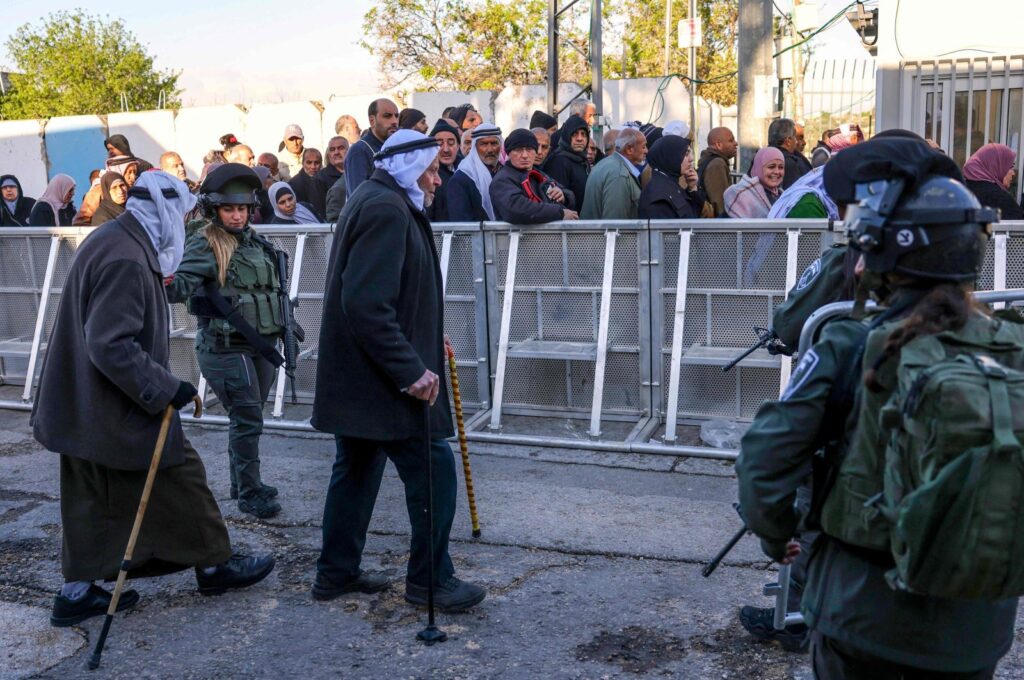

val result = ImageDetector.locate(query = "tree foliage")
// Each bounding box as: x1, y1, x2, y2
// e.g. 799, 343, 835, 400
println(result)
361, 0, 738, 106
0, 10, 181, 120
605, 0, 739, 106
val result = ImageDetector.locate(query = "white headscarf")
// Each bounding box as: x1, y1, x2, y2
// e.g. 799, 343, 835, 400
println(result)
268, 182, 320, 224
663, 120, 691, 138
454, 124, 502, 220
125, 170, 196, 276
373, 129, 441, 211
767, 166, 840, 220
37, 174, 76, 221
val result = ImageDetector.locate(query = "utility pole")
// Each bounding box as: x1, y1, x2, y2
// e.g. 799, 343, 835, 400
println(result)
591, 0, 603, 147
688, 0, 697, 152
547, 0, 559, 114
664, 0, 673, 75
792, 0, 805, 123
737, 0, 774, 171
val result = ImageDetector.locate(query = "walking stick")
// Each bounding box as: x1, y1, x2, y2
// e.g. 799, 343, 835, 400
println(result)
447, 346, 481, 538
416, 400, 447, 646
88, 395, 203, 671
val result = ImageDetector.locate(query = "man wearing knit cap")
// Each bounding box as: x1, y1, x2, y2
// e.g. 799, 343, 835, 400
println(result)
450, 103, 482, 131
447, 124, 503, 222
490, 129, 578, 224
427, 119, 461, 222
312, 129, 486, 612
544, 114, 592, 207
278, 124, 305, 181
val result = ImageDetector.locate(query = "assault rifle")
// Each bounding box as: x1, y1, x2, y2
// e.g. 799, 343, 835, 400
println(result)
722, 327, 787, 373
702, 503, 750, 577
275, 249, 304, 404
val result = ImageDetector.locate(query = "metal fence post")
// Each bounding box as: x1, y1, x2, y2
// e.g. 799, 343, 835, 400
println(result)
589, 230, 618, 438
663, 230, 692, 443
21, 235, 60, 403
489, 231, 520, 431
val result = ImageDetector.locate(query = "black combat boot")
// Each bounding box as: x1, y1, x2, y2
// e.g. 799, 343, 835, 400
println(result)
238, 493, 281, 519
739, 606, 809, 653
230, 483, 278, 501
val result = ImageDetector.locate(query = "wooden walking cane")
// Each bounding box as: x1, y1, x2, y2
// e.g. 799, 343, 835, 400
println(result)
88, 395, 202, 671
447, 346, 481, 538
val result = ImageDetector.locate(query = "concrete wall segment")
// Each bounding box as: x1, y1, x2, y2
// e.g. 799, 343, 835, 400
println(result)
41, 115, 108, 203
0, 119, 48, 198
107, 110, 177, 173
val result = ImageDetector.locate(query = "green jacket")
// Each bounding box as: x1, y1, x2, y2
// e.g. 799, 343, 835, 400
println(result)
736, 312, 1018, 672
772, 243, 850, 352
166, 223, 283, 353
580, 153, 641, 220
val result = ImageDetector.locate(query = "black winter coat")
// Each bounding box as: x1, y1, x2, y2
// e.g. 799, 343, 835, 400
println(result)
29, 201, 75, 226
543, 147, 589, 209
0, 175, 35, 226
446, 170, 490, 222
638, 172, 704, 219
31, 213, 184, 470
311, 170, 454, 440
426, 164, 454, 222
965, 179, 1024, 221
289, 170, 327, 221
489, 164, 573, 224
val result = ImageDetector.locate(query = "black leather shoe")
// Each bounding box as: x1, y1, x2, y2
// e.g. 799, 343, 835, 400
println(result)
405, 576, 486, 612
311, 571, 390, 601
50, 585, 140, 627
196, 554, 276, 596
739, 605, 809, 653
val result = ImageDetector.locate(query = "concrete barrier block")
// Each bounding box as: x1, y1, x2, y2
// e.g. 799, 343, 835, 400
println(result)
245, 102, 325, 168
108, 110, 177, 175
321, 95, 381, 147
41, 115, 108, 202
172, 105, 247, 180
0, 119, 48, 198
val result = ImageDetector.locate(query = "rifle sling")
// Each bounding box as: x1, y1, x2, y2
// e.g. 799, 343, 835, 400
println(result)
200, 280, 284, 368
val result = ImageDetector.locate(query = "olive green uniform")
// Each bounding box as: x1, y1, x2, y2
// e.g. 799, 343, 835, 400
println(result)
166, 222, 284, 502
737, 309, 1018, 674
772, 243, 851, 353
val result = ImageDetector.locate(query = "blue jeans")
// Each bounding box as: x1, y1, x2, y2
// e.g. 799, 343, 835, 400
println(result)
316, 435, 457, 587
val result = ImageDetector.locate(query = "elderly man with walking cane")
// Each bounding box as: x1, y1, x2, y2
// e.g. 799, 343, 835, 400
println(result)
31, 171, 275, 630
310, 129, 486, 615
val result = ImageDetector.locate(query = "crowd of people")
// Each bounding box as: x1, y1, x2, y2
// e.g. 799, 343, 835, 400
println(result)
8, 95, 1024, 679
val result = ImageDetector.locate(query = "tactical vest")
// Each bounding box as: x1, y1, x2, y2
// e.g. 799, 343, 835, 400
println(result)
188, 231, 283, 345
819, 314, 1024, 551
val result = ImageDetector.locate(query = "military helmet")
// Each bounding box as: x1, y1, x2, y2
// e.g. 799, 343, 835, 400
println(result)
198, 163, 261, 210
845, 175, 997, 282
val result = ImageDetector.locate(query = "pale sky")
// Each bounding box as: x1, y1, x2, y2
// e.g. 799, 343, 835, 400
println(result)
1, 0, 868, 107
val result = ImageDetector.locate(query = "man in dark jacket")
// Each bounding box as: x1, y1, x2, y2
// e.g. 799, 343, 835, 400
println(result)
767, 118, 812, 189
311, 130, 486, 612
543, 114, 591, 208
31, 171, 274, 628
697, 127, 737, 216
319, 136, 349, 222
345, 98, 399, 196
489, 128, 578, 224
426, 119, 460, 222
288, 148, 327, 220
447, 124, 502, 222
0, 175, 35, 225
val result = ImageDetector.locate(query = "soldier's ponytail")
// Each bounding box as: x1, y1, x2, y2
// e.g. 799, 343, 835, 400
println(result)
863, 283, 979, 391
201, 224, 239, 287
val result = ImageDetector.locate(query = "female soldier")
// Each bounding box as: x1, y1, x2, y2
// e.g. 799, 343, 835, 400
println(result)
736, 147, 1020, 677
166, 163, 284, 519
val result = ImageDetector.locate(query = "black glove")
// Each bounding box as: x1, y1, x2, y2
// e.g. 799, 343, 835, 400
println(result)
170, 381, 198, 410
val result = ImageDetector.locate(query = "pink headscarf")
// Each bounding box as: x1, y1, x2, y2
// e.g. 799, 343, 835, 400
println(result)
37, 174, 76, 219
963, 143, 1016, 186
827, 123, 864, 152
751, 146, 784, 186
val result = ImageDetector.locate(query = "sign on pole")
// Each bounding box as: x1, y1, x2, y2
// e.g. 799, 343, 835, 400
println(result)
678, 17, 702, 50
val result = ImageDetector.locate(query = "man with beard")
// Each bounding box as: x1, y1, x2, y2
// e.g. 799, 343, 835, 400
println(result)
426, 119, 461, 222
257, 153, 283, 183
489, 128, 577, 224
311, 130, 486, 612
288, 148, 327, 220
345, 98, 400, 196
320, 136, 349, 222
159, 152, 198, 192
447, 125, 502, 222
32, 171, 275, 627
544, 114, 591, 207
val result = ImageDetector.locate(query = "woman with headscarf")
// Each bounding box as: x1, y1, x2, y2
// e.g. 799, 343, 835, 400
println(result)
962, 143, 1022, 220
104, 134, 133, 158
723, 147, 785, 219
639, 136, 705, 219
398, 108, 428, 133
29, 174, 76, 226
89, 173, 129, 226
1, 175, 35, 226
268, 181, 320, 225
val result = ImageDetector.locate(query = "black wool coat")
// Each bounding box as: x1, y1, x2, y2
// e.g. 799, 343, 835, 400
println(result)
31, 213, 184, 470
543, 146, 590, 208
489, 164, 573, 224
0, 174, 35, 225
639, 172, 704, 219
289, 170, 327, 221
311, 170, 454, 441
965, 179, 1024, 221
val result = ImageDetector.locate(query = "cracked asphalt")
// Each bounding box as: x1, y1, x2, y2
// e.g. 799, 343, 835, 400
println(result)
2, 407, 1023, 679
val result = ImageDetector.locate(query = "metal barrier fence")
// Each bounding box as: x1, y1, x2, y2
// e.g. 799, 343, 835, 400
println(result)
2, 220, 1022, 457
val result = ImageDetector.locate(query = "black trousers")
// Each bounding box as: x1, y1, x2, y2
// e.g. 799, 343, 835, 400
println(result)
316, 435, 457, 587
811, 632, 996, 680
